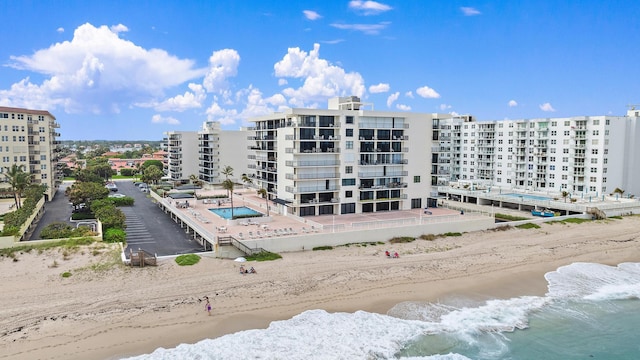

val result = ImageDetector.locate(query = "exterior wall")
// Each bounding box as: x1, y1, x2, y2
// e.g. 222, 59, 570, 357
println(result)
198, 122, 251, 185
435, 112, 640, 198
0, 106, 61, 201
164, 131, 199, 181
219, 129, 251, 183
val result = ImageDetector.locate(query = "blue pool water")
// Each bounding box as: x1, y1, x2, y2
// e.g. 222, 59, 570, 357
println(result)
208, 206, 262, 219
502, 193, 551, 201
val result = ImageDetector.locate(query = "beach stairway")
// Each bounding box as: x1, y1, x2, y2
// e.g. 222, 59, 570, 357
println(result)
129, 248, 158, 267
587, 207, 607, 220
217, 236, 266, 259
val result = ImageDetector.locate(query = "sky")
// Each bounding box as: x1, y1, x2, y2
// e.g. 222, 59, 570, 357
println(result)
1, 1, 639, 140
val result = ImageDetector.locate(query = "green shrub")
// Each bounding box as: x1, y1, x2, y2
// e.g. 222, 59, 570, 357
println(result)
443, 232, 462, 237
71, 212, 96, 220
516, 223, 541, 229
419, 234, 438, 241
495, 213, 529, 221
40, 222, 96, 239
312, 246, 333, 251
245, 251, 282, 261
103, 228, 126, 243
119, 168, 135, 176
175, 254, 201, 266
61, 271, 72, 278
233, 213, 263, 219
560, 218, 590, 224
389, 236, 415, 244
109, 197, 134, 206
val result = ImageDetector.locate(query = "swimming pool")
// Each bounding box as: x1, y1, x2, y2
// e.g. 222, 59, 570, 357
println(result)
502, 193, 551, 201
208, 206, 263, 219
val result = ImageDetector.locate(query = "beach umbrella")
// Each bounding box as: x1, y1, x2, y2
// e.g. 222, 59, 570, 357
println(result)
234, 257, 247, 262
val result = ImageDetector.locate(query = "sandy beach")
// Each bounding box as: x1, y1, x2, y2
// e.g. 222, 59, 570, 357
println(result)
1, 217, 639, 360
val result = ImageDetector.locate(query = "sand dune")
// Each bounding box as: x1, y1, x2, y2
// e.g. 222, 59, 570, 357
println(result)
1, 217, 639, 360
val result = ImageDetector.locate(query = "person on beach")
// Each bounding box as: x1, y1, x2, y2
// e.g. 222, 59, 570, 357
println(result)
385, 250, 391, 258
249, 267, 257, 274
239, 265, 246, 274
204, 296, 212, 315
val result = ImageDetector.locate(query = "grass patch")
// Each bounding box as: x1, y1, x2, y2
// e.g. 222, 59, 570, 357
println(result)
0, 237, 96, 258
389, 236, 415, 244
245, 251, 282, 261
561, 218, 591, 224
175, 254, 201, 266
516, 223, 541, 229
313, 246, 333, 251
419, 234, 438, 241
495, 213, 529, 221
61, 271, 72, 278
443, 232, 463, 237
608, 216, 623, 220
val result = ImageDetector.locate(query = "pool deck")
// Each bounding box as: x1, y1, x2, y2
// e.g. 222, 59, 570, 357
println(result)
165, 187, 464, 240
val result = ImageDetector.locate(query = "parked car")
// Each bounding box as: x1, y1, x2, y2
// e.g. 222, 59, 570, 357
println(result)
106, 182, 118, 192
108, 193, 127, 198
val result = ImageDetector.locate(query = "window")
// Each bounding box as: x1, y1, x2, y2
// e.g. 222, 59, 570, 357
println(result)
345, 166, 353, 174
590, 177, 597, 182
564, 121, 570, 126
345, 141, 353, 149
590, 168, 598, 173
346, 128, 353, 137
345, 191, 352, 198
341, 178, 356, 186
346, 116, 354, 124
593, 119, 600, 125
413, 176, 421, 183
562, 166, 568, 171
19, 156, 26, 161
40, 154, 46, 160
592, 130, 599, 136
341, 203, 355, 214
550, 165, 555, 170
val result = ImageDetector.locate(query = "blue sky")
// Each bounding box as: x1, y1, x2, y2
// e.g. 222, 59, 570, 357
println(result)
1, 1, 639, 140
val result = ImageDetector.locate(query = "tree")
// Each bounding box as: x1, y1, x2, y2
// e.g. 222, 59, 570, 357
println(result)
257, 187, 269, 217
241, 174, 253, 189
3, 164, 33, 209
142, 164, 163, 184
221, 165, 234, 197
222, 179, 235, 219
65, 181, 110, 209
561, 191, 569, 203
141, 160, 163, 171
74, 169, 105, 183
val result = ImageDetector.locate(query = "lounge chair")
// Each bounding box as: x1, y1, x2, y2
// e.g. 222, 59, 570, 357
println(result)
238, 233, 244, 239
248, 231, 255, 238
289, 227, 297, 234
256, 230, 263, 238
301, 227, 308, 233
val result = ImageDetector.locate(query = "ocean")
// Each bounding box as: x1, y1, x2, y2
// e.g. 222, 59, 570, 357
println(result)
125, 262, 640, 360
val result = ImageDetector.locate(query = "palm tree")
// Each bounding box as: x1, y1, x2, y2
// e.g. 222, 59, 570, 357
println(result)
257, 187, 269, 216
221, 165, 234, 197
241, 174, 252, 190
222, 179, 235, 219
3, 164, 33, 209
561, 191, 569, 203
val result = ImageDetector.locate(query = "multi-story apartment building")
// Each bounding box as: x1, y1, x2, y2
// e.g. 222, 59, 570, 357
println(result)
0, 106, 61, 201
248, 96, 438, 217
164, 131, 199, 182
198, 121, 251, 184
432, 107, 640, 196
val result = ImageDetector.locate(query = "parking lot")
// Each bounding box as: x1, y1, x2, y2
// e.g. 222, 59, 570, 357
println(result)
28, 180, 204, 257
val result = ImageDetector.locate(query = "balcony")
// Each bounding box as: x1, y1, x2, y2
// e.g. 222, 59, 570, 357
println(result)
285, 185, 339, 193
285, 173, 340, 180
285, 160, 340, 167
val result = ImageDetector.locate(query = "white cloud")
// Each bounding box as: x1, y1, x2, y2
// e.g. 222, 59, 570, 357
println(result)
57, 27, 64, 33
386, 92, 399, 107
404, 91, 414, 98
396, 104, 411, 111
151, 114, 180, 125
349, 1, 392, 15
416, 85, 440, 99
154, 83, 206, 111
206, 101, 238, 125
461, 7, 481, 16
439, 103, 452, 111
321, 39, 345, 45
5, 23, 205, 114
330, 22, 390, 35
369, 83, 390, 93
203, 49, 240, 93
109, 24, 129, 33
273, 43, 365, 107
303, 10, 322, 20
278, 78, 288, 86
539, 102, 556, 112
508, 100, 518, 107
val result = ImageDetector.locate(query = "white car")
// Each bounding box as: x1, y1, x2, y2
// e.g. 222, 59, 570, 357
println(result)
109, 193, 127, 198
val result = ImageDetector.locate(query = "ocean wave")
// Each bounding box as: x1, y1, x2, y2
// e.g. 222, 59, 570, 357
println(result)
545, 262, 640, 300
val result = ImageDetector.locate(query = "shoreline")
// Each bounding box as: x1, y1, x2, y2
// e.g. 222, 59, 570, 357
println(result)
1, 218, 639, 360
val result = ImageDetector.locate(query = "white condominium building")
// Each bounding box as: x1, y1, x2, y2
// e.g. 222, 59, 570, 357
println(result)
249, 96, 439, 217
432, 107, 640, 196
0, 106, 62, 201
164, 131, 199, 182
198, 121, 251, 184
